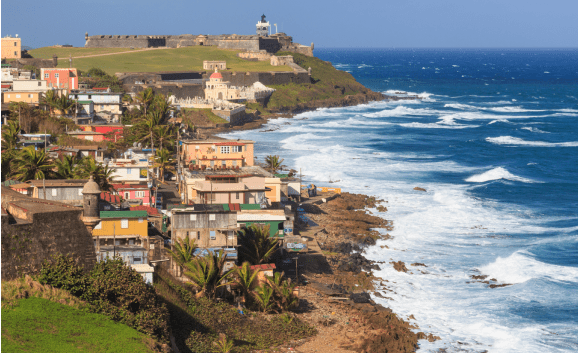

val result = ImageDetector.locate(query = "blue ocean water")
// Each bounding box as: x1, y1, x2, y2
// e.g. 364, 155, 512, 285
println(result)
223, 49, 578, 352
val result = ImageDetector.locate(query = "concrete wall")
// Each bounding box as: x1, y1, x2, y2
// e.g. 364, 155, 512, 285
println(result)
36, 186, 84, 204
210, 70, 310, 86
6, 58, 57, 70
126, 83, 205, 100
1, 188, 97, 280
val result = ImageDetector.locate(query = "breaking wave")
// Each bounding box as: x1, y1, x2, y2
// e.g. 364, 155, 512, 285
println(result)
486, 136, 578, 147
466, 167, 540, 183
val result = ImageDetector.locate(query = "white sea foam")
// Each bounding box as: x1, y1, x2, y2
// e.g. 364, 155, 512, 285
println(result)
399, 122, 479, 129
466, 167, 539, 183
488, 106, 545, 113
478, 250, 578, 284
444, 103, 478, 110
486, 136, 578, 147
363, 106, 438, 118
521, 127, 550, 133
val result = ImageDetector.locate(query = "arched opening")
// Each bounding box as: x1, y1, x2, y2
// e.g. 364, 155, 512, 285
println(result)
218, 92, 223, 100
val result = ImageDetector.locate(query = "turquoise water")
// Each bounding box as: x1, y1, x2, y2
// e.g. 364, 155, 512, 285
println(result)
224, 49, 578, 352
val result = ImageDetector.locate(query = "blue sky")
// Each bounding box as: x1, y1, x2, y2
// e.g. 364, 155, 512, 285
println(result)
2, 0, 577, 49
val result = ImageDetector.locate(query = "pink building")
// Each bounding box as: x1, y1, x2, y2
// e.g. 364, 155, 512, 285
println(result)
41, 68, 78, 90
113, 183, 151, 206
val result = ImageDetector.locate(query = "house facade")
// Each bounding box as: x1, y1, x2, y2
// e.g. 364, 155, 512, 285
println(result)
2, 91, 43, 105
107, 159, 150, 182
70, 89, 123, 122
180, 138, 255, 169
1, 36, 21, 59
113, 183, 151, 206
41, 68, 79, 90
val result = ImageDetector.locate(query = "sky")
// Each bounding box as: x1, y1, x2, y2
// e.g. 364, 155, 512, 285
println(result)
1, 0, 577, 49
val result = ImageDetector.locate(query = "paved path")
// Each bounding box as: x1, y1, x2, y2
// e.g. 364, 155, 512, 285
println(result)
59, 47, 170, 60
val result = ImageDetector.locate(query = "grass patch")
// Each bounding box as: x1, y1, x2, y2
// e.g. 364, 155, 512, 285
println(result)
182, 108, 228, 126
155, 269, 316, 353
1, 297, 157, 353
1, 276, 87, 311
29, 46, 293, 75
28, 47, 135, 59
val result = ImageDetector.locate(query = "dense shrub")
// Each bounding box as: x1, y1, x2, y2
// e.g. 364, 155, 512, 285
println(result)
38, 255, 169, 342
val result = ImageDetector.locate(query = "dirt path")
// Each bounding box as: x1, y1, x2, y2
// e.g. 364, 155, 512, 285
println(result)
59, 47, 170, 60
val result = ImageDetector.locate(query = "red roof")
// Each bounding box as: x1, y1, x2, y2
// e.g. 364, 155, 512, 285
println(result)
100, 192, 121, 204
250, 264, 276, 271
210, 72, 222, 79
113, 183, 149, 190
92, 87, 109, 90
130, 205, 159, 215
1, 84, 11, 88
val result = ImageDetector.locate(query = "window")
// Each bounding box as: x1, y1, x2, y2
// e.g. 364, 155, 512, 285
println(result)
221, 161, 226, 167
54, 73, 59, 78
28, 94, 32, 98
211, 193, 216, 201
232, 160, 237, 167
197, 232, 200, 240
220, 146, 230, 154
233, 146, 242, 153
88, 95, 91, 99
129, 239, 134, 245
121, 219, 129, 228
136, 191, 145, 198
14, 42, 17, 46
38, 82, 41, 87
186, 231, 189, 236
15, 94, 20, 98
94, 222, 102, 230
236, 192, 240, 200
124, 192, 130, 199
210, 160, 214, 167
100, 105, 104, 109
228, 231, 234, 240
51, 189, 57, 196
133, 257, 141, 263
44, 73, 49, 78
210, 231, 216, 240
14, 51, 17, 56
138, 218, 144, 223
115, 240, 121, 246
79, 188, 83, 195
209, 214, 216, 221
189, 214, 197, 221
127, 168, 131, 174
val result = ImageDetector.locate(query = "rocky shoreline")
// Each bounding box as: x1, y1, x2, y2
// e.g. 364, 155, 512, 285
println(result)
204, 92, 436, 352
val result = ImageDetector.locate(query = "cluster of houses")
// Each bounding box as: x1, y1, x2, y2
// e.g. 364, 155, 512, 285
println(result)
3, 134, 306, 283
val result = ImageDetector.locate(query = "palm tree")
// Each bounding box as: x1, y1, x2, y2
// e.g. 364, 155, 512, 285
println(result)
1, 120, 22, 151
54, 95, 77, 117
166, 235, 197, 277
154, 148, 175, 183
41, 90, 58, 116
234, 262, 260, 304
10, 146, 55, 181
182, 250, 234, 299
154, 125, 175, 152
237, 224, 279, 265
135, 88, 154, 117
265, 272, 298, 311
54, 155, 79, 179
150, 93, 172, 123
73, 156, 116, 192
265, 155, 285, 174
254, 284, 275, 313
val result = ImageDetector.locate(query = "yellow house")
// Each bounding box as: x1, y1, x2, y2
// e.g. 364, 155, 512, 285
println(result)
2, 91, 43, 105
93, 210, 148, 238
265, 177, 282, 203
181, 138, 255, 169
1, 36, 21, 59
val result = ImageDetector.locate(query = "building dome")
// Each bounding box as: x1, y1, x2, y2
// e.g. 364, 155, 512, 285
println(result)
210, 68, 222, 79
82, 176, 101, 195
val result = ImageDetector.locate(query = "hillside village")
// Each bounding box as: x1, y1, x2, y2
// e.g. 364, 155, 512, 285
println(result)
1, 14, 423, 353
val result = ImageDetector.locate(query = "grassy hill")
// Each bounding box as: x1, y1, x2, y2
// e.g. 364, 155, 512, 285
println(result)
28, 46, 293, 74
2, 297, 158, 352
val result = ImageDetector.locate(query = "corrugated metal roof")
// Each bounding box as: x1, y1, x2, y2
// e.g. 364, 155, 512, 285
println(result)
77, 100, 93, 104
100, 210, 148, 218
130, 206, 159, 215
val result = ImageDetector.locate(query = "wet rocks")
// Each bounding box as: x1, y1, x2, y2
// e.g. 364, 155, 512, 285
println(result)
411, 263, 427, 267
391, 261, 408, 273
332, 242, 361, 255
338, 253, 380, 273
413, 187, 427, 192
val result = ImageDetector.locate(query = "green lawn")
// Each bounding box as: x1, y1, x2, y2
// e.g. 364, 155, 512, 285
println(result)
1, 297, 157, 353
29, 46, 293, 74
28, 47, 135, 59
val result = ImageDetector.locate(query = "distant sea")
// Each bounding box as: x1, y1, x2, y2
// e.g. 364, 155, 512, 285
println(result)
223, 49, 578, 352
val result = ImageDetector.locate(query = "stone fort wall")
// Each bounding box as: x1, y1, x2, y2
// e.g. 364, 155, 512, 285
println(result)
1, 187, 97, 280
85, 33, 314, 56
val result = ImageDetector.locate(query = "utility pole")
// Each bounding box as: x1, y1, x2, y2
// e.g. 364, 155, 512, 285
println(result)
299, 168, 302, 203
43, 130, 47, 200
113, 223, 116, 258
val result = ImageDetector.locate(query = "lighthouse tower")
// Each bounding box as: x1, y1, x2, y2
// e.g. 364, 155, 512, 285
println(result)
256, 14, 270, 37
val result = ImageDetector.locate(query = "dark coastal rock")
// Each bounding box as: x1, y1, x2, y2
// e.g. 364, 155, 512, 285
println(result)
489, 283, 512, 289
391, 261, 408, 273
350, 292, 372, 303
411, 263, 427, 267
413, 187, 427, 192
338, 253, 380, 273
332, 242, 361, 255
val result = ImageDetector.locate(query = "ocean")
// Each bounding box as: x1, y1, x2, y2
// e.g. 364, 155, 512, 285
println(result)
222, 49, 578, 353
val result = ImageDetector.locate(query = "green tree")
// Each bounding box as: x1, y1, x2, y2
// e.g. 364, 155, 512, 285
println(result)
153, 124, 175, 152
182, 250, 234, 299
265, 272, 298, 312
73, 156, 116, 192
265, 155, 285, 174
40, 90, 58, 116
135, 88, 154, 117
234, 262, 260, 305
1, 120, 22, 151
54, 154, 80, 179
254, 284, 275, 313
10, 146, 55, 181
166, 235, 197, 276
238, 224, 279, 265
154, 148, 175, 183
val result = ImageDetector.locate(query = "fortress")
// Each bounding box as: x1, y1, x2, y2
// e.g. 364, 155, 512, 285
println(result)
84, 15, 314, 57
